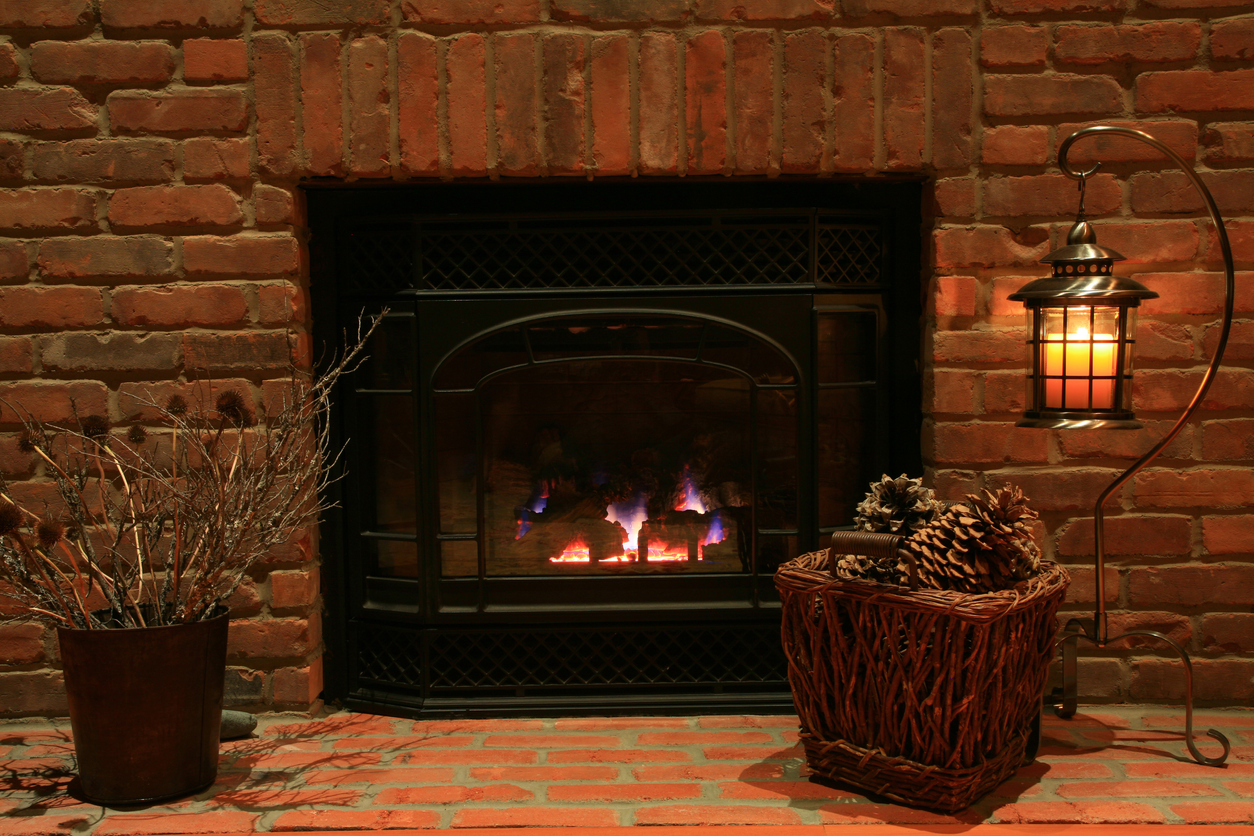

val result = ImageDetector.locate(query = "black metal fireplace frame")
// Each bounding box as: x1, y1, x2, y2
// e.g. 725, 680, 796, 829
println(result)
307, 179, 924, 717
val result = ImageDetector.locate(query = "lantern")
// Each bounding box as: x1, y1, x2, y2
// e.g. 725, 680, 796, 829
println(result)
1009, 189, 1157, 429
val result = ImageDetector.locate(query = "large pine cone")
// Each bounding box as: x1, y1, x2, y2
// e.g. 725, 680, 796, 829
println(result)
833, 551, 904, 586
854, 473, 942, 535
903, 486, 1041, 593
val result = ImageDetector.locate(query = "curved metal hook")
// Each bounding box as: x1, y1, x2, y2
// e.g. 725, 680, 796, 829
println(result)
1107, 630, 1231, 766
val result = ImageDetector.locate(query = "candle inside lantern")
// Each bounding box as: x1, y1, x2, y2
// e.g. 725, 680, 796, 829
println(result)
1043, 326, 1116, 409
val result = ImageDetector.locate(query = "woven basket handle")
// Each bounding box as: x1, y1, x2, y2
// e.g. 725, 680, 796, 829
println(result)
827, 530, 919, 591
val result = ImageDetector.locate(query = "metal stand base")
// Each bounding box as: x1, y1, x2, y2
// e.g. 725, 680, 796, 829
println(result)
1053, 617, 1230, 766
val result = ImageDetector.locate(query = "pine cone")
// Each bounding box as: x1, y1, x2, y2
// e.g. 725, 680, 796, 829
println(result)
854, 474, 942, 535
833, 551, 903, 586
903, 486, 1041, 593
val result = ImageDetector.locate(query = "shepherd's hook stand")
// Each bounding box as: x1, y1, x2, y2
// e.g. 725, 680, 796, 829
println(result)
1050, 126, 1232, 767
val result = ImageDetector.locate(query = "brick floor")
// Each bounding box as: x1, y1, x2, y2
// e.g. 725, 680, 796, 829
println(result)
0, 706, 1250, 833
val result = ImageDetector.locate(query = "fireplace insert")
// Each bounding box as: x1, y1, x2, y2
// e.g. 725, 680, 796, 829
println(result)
308, 180, 923, 716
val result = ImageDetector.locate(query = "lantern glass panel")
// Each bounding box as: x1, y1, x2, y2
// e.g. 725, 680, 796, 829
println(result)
1038, 305, 1121, 412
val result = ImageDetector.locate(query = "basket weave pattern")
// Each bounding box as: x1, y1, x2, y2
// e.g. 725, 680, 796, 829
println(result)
776, 547, 1069, 812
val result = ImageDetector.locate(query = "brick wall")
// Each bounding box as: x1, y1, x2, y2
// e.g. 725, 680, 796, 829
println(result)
0, 0, 1251, 715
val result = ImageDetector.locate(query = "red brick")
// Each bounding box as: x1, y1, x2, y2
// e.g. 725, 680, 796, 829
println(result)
861, 0, 977, 10
1056, 23, 1200, 66
1104, 611, 1192, 649
403, 0, 541, 24
980, 25, 1046, 68
0, 285, 102, 328
183, 235, 299, 276
548, 782, 700, 802
0, 88, 96, 131
1134, 467, 1254, 510
981, 126, 1048, 167
1207, 219, 1254, 265
112, 283, 246, 327
1169, 802, 1254, 825
254, 184, 295, 225
1203, 419, 1254, 461
1203, 514, 1254, 554
32, 139, 174, 184
933, 275, 976, 317
552, 0, 683, 19
254, 0, 387, 25
483, 733, 620, 748
927, 369, 978, 414
270, 567, 318, 609
544, 32, 586, 174
1212, 20, 1254, 62
1056, 419, 1192, 459
1131, 658, 1254, 702
109, 89, 247, 133
108, 184, 241, 228
399, 748, 539, 765
934, 224, 1049, 269
38, 235, 173, 278
590, 34, 630, 176
1138, 271, 1241, 317
0, 139, 22, 181
470, 765, 619, 781
1135, 368, 1254, 413
0, 240, 26, 281
253, 33, 297, 177
547, 748, 690, 764
184, 38, 247, 82
1129, 563, 1254, 608
303, 767, 454, 785
495, 33, 538, 176
273, 658, 322, 704
0, 813, 89, 834
556, 717, 691, 730
183, 331, 292, 370
992, 800, 1166, 824
639, 32, 678, 175
1204, 122, 1254, 163
0, 0, 92, 28
1201, 613, 1254, 653
301, 33, 344, 177
451, 808, 618, 828
721, 780, 859, 800
1133, 170, 1254, 216
1057, 120, 1198, 165
0, 44, 15, 82
929, 422, 1049, 464
182, 137, 249, 180
1087, 220, 1198, 264
882, 28, 924, 171
447, 34, 487, 176
396, 32, 436, 176
0, 623, 45, 664
257, 281, 305, 325
979, 369, 1023, 413
99, 0, 244, 28
637, 730, 774, 745
984, 74, 1122, 117
932, 28, 972, 171
1138, 70, 1254, 114
228, 616, 316, 659
986, 468, 1123, 511
989, 274, 1039, 316
271, 810, 441, 831
346, 35, 389, 177
93, 813, 259, 835
694, 0, 832, 17
820, 803, 975, 824
40, 332, 181, 371
832, 33, 875, 172
634, 805, 804, 826
934, 177, 975, 219
377, 784, 531, 804
1205, 318, 1254, 361
732, 30, 772, 175
0, 188, 96, 231
782, 29, 824, 173
988, 0, 1123, 10
0, 337, 33, 373
634, 764, 784, 781
932, 328, 1022, 364
31, 41, 174, 85
984, 173, 1119, 218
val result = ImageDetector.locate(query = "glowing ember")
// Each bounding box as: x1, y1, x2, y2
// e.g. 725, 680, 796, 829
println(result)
550, 537, 591, 562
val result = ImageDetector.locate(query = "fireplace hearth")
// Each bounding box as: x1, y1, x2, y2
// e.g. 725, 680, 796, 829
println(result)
309, 180, 922, 716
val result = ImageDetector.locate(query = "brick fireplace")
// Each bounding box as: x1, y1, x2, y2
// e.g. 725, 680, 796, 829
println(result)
0, 0, 1251, 716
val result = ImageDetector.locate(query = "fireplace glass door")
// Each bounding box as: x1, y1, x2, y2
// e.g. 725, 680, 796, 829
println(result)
433, 315, 797, 581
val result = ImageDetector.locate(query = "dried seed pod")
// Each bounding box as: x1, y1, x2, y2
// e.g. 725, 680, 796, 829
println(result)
165, 394, 188, 417
0, 498, 23, 537
79, 415, 110, 444
127, 424, 148, 444
215, 390, 255, 429
36, 515, 65, 549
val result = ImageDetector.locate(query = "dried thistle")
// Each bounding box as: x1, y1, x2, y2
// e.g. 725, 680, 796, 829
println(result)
36, 515, 65, 550
79, 415, 110, 446
0, 499, 23, 537
215, 390, 254, 429
127, 424, 148, 445
17, 431, 39, 453
165, 395, 188, 417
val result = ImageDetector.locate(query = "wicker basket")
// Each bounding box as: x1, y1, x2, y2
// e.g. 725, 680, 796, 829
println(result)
775, 531, 1070, 813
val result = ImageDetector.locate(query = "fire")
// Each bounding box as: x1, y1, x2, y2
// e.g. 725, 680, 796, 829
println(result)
545, 465, 727, 564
